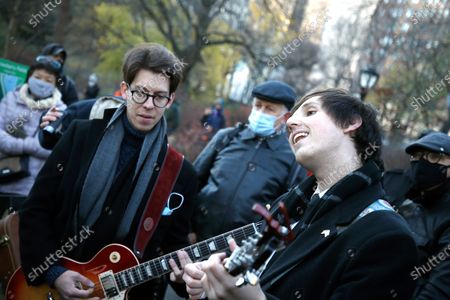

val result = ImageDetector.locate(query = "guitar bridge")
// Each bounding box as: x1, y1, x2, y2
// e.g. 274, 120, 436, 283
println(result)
99, 270, 120, 299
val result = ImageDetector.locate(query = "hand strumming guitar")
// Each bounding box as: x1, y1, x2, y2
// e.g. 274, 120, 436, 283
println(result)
54, 270, 98, 300
182, 202, 292, 300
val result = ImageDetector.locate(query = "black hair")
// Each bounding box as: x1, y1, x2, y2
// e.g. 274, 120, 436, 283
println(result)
26, 62, 59, 82
292, 88, 384, 170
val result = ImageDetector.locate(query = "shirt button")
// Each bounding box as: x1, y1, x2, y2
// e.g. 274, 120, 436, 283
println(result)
294, 290, 302, 298
200, 206, 208, 215
104, 206, 112, 215
56, 163, 64, 172
347, 248, 356, 258
248, 162, 256, 172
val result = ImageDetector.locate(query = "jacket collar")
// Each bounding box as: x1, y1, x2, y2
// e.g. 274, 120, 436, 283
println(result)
239, 126, 288, 151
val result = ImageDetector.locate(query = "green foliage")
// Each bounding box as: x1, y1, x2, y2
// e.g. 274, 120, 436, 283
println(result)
189, 44, 241, 104
94, 3, 145, 76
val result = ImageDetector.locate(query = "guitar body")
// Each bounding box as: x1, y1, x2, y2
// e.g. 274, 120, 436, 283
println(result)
6, 244, 139, 300
5, 222, 261, 299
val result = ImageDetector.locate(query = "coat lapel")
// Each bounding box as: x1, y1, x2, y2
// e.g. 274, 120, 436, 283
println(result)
78, 118, 109, 177
261, 214, 338, 288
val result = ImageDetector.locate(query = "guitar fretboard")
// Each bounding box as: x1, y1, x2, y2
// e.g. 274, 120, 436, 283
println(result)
113, 221, 263, 291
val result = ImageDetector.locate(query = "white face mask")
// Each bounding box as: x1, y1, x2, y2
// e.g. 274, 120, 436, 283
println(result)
28, 77, 55, 99
248, 110, 278, 136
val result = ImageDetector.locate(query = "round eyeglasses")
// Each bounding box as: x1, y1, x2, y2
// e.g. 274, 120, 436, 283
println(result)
410, 151, 444, 164
36, 55, 62, 73
126, 84, 171, 108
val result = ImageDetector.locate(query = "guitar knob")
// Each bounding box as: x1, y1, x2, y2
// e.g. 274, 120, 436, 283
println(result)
235, 277, 246, 287
47, 291, 55, 300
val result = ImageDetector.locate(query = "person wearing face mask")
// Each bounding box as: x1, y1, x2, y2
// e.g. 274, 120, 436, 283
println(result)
84, 73, 100, 99
40, 43, 79, 105
191, 80, 307, 242
404, 132, 450, 299
0, 60, 66, 198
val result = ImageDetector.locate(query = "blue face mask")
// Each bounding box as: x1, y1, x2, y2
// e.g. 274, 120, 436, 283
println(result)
248, 110, 278, 136
28, 76, 55, 99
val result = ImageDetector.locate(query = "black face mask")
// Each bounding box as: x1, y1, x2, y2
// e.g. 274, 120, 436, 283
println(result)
410, 160, 448, 191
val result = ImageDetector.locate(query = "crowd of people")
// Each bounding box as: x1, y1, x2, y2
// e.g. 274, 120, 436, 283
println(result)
0, 42, 449, 300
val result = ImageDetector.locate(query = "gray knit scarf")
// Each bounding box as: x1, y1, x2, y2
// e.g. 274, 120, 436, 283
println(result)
78, 104, 167, 239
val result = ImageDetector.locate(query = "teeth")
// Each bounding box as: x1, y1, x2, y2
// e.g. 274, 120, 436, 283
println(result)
293, 132, 309, 144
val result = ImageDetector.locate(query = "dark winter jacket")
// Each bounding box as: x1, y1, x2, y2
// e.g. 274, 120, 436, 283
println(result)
20, 109, 197, 299
193, 125, 306, 240
57, 74, 78, 105
260, 161, 419, 300
406, 183, 450, 300
39, 96, 124, 149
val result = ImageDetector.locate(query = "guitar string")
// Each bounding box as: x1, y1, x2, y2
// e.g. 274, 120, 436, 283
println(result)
86, 223, 260, 294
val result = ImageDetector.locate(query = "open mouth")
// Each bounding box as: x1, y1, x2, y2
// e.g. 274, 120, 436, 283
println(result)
292, 131, 309, 144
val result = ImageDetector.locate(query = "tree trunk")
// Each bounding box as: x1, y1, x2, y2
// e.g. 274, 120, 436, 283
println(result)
54, 0, 72, 44
288, 0, 308, 32
3, 0, 23, 59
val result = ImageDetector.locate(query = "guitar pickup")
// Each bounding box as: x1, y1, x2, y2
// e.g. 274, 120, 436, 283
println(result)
99, 270, 120, 298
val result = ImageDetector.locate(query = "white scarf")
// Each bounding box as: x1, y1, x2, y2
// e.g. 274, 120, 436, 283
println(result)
19, 84, 61, 110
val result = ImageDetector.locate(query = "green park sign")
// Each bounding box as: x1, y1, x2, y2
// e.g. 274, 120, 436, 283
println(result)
0, 58, 29, 101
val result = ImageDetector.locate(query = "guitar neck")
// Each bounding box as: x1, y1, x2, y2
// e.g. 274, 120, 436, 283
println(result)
112, 221, 263, 292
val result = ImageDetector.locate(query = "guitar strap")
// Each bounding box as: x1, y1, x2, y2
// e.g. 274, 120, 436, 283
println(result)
262, 199, 395, 289
133, 144, 184, 259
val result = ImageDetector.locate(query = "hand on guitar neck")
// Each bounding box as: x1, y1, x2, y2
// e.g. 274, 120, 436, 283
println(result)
169, 250, 192, 283
183, 202, 293, 300
7, 220, 262, 299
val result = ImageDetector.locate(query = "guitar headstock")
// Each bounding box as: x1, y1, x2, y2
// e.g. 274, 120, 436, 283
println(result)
224, 202, 294, 286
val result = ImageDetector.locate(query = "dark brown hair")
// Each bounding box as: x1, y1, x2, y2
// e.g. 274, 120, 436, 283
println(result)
292, 88, 383, 169
122, 43, 183, 93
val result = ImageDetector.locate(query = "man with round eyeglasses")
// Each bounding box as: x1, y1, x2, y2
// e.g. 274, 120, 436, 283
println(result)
126, 83, 172, 108
20, 43, 197, 299
404, 132, 450, 299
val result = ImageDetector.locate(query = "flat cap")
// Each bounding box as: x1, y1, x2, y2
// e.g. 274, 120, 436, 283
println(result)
252, 80, 296, 110
405, 132, 450, 155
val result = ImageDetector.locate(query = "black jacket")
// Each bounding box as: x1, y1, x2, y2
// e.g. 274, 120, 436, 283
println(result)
38, 99, 96, 149
57, 74, 78, 106
260, 161, 419, 300
20, 109, 197, 299
406, 183, 450, 299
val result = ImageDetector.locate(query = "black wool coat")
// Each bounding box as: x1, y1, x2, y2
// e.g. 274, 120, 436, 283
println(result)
19, 109, 197, 298
260, 162, 419, 300
406, 183, 450, 299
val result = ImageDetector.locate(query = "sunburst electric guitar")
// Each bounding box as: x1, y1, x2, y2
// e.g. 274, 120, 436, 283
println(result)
6, 222, 262, 300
